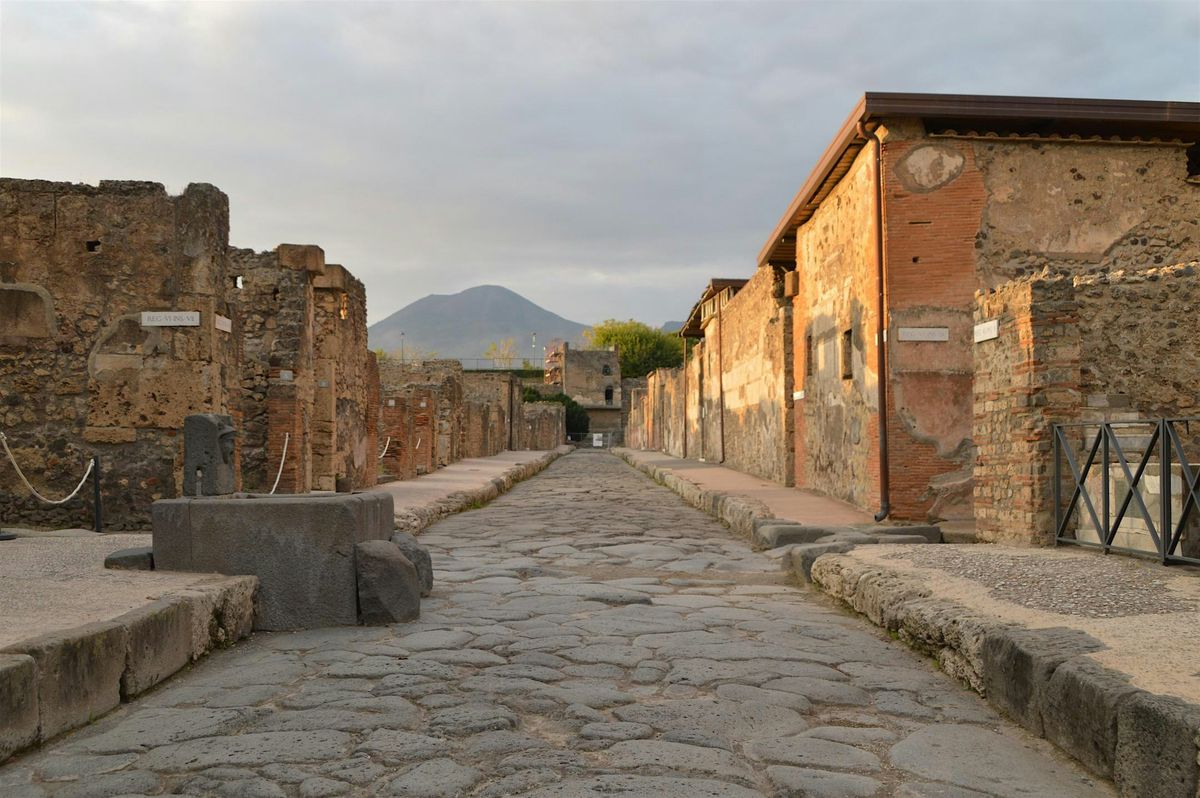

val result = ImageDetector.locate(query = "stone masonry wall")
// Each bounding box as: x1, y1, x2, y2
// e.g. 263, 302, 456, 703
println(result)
520, 402, 566, 450
312, 265, 377, 490
791, 145, 882, 509
232, 244, 321, 493
462, 372, 522, 457
972, 274, 1080, 544
0, 180, 239, 529
708, 266, 793, 484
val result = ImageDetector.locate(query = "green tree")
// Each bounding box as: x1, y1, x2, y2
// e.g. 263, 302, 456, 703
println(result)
523, 388, 589, 435
584, 319, 684, 378
484, 337, 518, 367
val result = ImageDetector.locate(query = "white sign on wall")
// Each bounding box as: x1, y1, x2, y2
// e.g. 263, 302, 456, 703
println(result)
897, 327, 950, 342
141, 311, 200, 327
973, 319, 1000, 343
214, 314, 233, 333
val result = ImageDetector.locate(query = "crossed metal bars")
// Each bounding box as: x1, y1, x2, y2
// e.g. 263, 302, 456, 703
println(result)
1053, 418, 1200, 565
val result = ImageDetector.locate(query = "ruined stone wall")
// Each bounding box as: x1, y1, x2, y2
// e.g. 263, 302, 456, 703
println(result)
790, 120, 1199, 523
1074, 262, 1200, 419
620, 377, 646, 439
379, 395, 415, 481
706, 267, 792, 484
625, 386, 647, 449
462, 371, 521, 457
312, 265, 377, 490
378, 359, 467, 471
232, 244, 322, 494
0, 180, 238, 529
973, 275, 1081, 544
520, 402, 565, 450
971, 263, 1200, 544
791, 146, 882, 509
562, 346, 621, 409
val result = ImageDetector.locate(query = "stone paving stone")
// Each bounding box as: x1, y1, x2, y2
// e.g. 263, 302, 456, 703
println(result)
0, 452, 1115, 796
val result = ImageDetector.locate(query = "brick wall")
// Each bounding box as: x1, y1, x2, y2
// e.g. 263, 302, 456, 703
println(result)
972, 273, 1080, 543
0, 180, 239, 529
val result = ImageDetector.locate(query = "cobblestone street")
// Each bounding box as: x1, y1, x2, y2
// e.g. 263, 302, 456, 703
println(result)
0, 452, 1112, 797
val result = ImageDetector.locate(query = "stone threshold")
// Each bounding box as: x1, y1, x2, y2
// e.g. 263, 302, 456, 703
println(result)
807, 552, 1200, 798
1, 575, 256, 763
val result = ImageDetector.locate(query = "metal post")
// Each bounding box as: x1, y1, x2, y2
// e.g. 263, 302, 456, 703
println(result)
1161, 419, 1171, 563
1053, 426, 1061, 543
1101, 426, 1110, 552
92, 455, 103, 534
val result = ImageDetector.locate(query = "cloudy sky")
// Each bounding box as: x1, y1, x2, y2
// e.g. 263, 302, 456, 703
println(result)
2, 1, 1198, 327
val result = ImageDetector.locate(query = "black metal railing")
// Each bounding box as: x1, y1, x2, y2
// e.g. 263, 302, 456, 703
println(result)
1053, 418, 1200, 565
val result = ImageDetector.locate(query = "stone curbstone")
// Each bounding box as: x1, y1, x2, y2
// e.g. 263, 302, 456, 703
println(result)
808, 551, 1200, 795
118, 597, 194, 700
103, 546, 154, 570
0, 653, 38, 761
1114, 691, 1200, 798
4, 620, 128, 743
0, 576, 257, 763
1043, 656, 1143, 780
788, 541, 857, 582
979, 626, 1107, 737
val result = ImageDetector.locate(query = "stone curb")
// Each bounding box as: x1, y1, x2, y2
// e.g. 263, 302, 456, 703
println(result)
612, 448, 773, 539
394, 446, 574, 535
809, 553, 1200, 798
0, 575, 256, 763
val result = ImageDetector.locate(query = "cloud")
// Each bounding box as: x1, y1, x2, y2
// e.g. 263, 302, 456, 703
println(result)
2, 0, 1197, 326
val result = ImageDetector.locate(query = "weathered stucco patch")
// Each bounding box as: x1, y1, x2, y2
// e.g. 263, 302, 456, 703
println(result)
894, 144, 965, 193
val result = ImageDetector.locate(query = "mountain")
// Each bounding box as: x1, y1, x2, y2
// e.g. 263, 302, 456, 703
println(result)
368, 285, 589, 359
660, 321, 685, 333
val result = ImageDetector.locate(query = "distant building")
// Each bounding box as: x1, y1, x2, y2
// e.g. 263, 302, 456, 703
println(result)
545, 342, 623, 434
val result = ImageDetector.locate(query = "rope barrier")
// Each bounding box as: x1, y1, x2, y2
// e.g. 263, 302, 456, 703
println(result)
0, 431, 95, 505
378, 437, 391, 460
270, 432, 290, 495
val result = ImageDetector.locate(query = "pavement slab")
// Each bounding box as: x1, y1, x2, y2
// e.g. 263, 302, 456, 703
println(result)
0, 451, 1114, 796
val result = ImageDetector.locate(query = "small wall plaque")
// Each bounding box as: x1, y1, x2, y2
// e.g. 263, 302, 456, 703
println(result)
214, 314, 232, 333
897, 326, 949, 342
793, 390, 806, 400
973, 319, 1000, 343
279, 369, 294, 381
141, 311, 199, 327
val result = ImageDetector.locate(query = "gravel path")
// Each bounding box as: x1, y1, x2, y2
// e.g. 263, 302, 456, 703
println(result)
0, 451, 1112, 797
883, 546, 1195, 618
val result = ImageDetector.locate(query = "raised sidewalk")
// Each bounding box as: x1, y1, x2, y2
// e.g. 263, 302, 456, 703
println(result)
0, 445, 570, 762
616, 446, 1200, 797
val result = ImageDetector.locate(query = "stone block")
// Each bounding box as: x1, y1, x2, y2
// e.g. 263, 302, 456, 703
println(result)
356, 541, 421, 625
1041, 657, 1142, 779
182, 413, 237, 496
5, 620, 127, 741
754, 523, 845, 549
788, 541, 857, 583
867, 524, 943, 543
391, 531, 434, 597
104, 546, 154, 571
119, 598, 194, 699
153, 491, 394, 630
979, 627, 1106, 736
1113, 691, 1200, 798
0, 653, 38, 761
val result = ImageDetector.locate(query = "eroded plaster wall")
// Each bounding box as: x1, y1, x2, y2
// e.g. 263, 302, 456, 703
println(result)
708, 267, 793, 484
791, 146, 882, 509
0, 180, 239, 528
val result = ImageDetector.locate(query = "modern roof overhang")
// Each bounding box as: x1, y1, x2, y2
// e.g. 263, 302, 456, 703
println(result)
679, 278, 749, 338
757, 92, 1200, 269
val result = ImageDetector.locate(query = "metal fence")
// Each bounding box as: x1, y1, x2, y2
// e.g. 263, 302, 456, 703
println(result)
567, 431, 621, 449
1053, 418, 1200, 565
